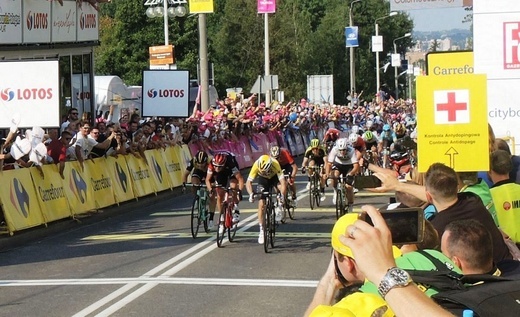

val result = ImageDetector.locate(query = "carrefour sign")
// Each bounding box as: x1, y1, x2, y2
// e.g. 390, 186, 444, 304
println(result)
142, 70, 189, 117
0, 61, 60, 128
391, 0, 468, 11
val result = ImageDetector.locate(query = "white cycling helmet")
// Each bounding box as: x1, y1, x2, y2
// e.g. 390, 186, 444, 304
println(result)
348, 133, 358, 145
336, 138, 349, 150
351, 125, 359, 134
366, 120, 373, 129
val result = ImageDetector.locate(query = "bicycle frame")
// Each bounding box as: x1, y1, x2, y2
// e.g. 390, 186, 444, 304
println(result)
213, 185, 238, 248
308, 165, 322, 210
329, 175, 348, 219
282, 173, 295, 221
186, 183, 209, 239
257, 187, 276, 253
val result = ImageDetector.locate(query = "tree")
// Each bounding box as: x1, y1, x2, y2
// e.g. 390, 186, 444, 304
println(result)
429, 39, 440, 52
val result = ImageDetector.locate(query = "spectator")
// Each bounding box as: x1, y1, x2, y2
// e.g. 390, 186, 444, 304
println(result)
56, 131, 73, 178
72, 120, 116, 167
495, 138, 520, 184
489, 149, 520, 244
60, 108, 79, 133
457, 171, 498, 225
46, 128, 63, 163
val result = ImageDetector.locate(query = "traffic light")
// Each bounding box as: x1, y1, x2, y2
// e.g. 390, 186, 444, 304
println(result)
400, 59, 408, 71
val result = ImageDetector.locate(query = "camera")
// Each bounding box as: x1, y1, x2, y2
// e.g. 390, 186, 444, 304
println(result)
354, 175, 382, 189
360, 207, 425, 244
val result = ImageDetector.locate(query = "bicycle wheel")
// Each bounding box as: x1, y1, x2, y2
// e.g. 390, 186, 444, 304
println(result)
335, 189, 343, 220
263, 199, 271, 253
286, 194, 295, 220
227, 206, 237, 242
309, 176, 315, 210
191, 196, 200, 239
200, 198, 209, 233
216, 206, 226, 248
314, 176, 321, 208
269, 204, 276, 248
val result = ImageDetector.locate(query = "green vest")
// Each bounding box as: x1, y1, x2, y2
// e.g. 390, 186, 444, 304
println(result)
490, 182, 520, 243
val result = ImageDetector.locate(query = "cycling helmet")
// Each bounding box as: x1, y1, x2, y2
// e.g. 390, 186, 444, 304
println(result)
194, 151, 208, 164
310, 139, 320, 148
348, 133, 358, 145
336, 138, 349, 150
396, 123, 406, 135
351, 125, 359, 134
258, 155, 273, 173
366, 120, 373, 129
383, 124, 391, 132
212, 153, 227, 167
363, 131, 374, 142
270, 146, 280, 159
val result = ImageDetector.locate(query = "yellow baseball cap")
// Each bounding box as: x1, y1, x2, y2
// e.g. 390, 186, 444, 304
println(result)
331, 213, 402, 258
309, 292, 394, 317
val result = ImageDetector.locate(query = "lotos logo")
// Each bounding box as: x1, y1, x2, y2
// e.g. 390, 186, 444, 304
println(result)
26, 11, 48, 30
10, 178, 30, 218
79, 13, 96, 30
1, 88, 15, 101
504, 22, 520, 70
147, 89, 185, 98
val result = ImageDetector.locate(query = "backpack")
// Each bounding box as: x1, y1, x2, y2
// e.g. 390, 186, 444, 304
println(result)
408, 250, 520, 317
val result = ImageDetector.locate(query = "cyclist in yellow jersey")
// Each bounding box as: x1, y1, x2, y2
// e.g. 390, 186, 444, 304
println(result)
246, 154, 287, 244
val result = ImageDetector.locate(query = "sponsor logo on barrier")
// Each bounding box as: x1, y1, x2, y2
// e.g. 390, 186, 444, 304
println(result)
131, 168, 150, 180
69, 169, 88, 203
504, 22, 520, 70
166, 162, 180, 172
91, 174, 112, 192
38, 184, 65, 202
10, 179, 30, 218
115, 162, 128, 193
151, 157, 163, 183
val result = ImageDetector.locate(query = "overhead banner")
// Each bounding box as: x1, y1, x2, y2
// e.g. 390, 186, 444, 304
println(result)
188, 0, 214, 14
258, 0, 276, 13
426, 51, 474, 76
390, 0, 471, 11
345, 27, 359, 48
142, 70, 189, 117
0, 0, 22, 44
0, 60, 60, 128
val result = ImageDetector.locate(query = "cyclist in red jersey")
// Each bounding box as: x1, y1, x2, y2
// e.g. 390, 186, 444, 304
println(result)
270, 146, 298, 202
323, 128, 341, 152
348, 133, 366, 163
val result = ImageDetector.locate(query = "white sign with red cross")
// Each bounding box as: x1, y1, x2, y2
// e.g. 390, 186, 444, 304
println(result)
434, 90, 470, 124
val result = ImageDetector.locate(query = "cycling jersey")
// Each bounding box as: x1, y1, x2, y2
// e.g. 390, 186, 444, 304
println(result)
304, 147, 326, 165
352, 136, 366, 152
207, 151, 240, 175
186, 157, 209, 172
324, 128, 340, 143
379, 130, 397, 144
276, 148, 295, 166
248, 158, 284, 181
327, 146, 358, 166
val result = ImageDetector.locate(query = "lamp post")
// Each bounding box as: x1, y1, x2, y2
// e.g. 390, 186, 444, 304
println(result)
374, 12, 397, 97
145, 0, 188, 46
349, 0, 361, 96
393, 32, 411, 100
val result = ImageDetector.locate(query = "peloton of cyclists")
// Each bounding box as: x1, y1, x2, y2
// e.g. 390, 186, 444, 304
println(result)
205, 151, 245, 231
301, 139, 327, 201
269, 146, 298, 206
246, 155, 287, 244
325, 138, 359, 212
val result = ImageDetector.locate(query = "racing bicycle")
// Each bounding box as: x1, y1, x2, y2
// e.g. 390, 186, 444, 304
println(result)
185, 183, 210, 239
213, 185, 239, 248
308, 165, 323, 210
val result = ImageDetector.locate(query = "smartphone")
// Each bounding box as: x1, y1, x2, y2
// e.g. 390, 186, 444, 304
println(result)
360, 207, 425, 244
354, 175, 382, 189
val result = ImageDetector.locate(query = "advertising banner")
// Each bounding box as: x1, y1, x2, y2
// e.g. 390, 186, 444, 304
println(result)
31, 164, 72, 223
0, 60, 60, 128
258, 0, 276, 14
345, 27, 359, 48
0, 0, 22, 44
62, 161, 97, 215
51, 0, 76, 42
76, 2, 98, 42
106, 155, 135, 204
23, 0, 51, 43
85, 158, 116, 209
426, 51, 474, 76
125, 155, 155, 197
142, 70, 190, 117
0, 168, 46, 233
145, 149, 172, 192
390, 0, 467, 11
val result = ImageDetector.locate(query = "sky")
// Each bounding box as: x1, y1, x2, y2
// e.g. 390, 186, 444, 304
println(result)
407, 7, 471, 32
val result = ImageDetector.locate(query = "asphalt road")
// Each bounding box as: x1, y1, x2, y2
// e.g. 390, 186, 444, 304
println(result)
0, 157, 393, 317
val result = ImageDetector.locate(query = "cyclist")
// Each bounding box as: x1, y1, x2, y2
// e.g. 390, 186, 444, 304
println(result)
378, 123, 397, 168
301, 139, 326, 200
205, 151, 244, 231
269, 146, 298, 204
325, 138, 359, 212
246, 155, 287, 244
322, 127, 341, 153
182, 150, 209, 194
362, 130, 379, 167
348, 133, 366, 163
395, 122, 408, 140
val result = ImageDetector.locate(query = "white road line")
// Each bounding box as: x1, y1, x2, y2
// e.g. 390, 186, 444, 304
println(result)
0, 277, 317, 288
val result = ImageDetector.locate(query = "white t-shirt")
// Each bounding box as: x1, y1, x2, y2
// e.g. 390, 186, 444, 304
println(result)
73, 134, 99, 159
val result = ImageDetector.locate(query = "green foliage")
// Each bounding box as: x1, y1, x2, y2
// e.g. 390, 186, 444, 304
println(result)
96, 0, 413, 102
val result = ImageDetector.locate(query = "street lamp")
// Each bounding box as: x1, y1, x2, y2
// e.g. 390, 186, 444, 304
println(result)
393, 32, 411, 100
349, 0, 361, 96
374, 11, 397, 98
145, 0, 188, 46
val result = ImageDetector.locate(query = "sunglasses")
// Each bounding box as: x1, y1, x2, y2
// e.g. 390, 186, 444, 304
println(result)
71, 112, 79, 115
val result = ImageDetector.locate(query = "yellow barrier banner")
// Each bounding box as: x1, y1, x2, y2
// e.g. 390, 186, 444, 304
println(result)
125, 155, 155, 197
164, 146, 184, 187
0, 168, 45, 234
85, 158, 116, 209
30, 164, 72, 223
106, 155, 135, 204
145, 149, 172, 191
62, 161, 97, 215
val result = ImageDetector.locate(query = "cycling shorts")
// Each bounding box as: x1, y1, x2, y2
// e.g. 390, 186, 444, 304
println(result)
191, 168, 207, 181
256, 174, 279, 198
331, 163, 354, 176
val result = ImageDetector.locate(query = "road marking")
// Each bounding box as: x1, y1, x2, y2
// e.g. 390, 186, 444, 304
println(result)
0, 277, 318, 288
83, 231, 331, 241
151, 207, 363, 217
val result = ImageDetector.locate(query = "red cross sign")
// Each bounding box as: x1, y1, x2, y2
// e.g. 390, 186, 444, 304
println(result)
434, 90, 470, 124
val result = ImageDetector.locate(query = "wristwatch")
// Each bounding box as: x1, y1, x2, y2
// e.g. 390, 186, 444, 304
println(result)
377, 267, 412, 299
